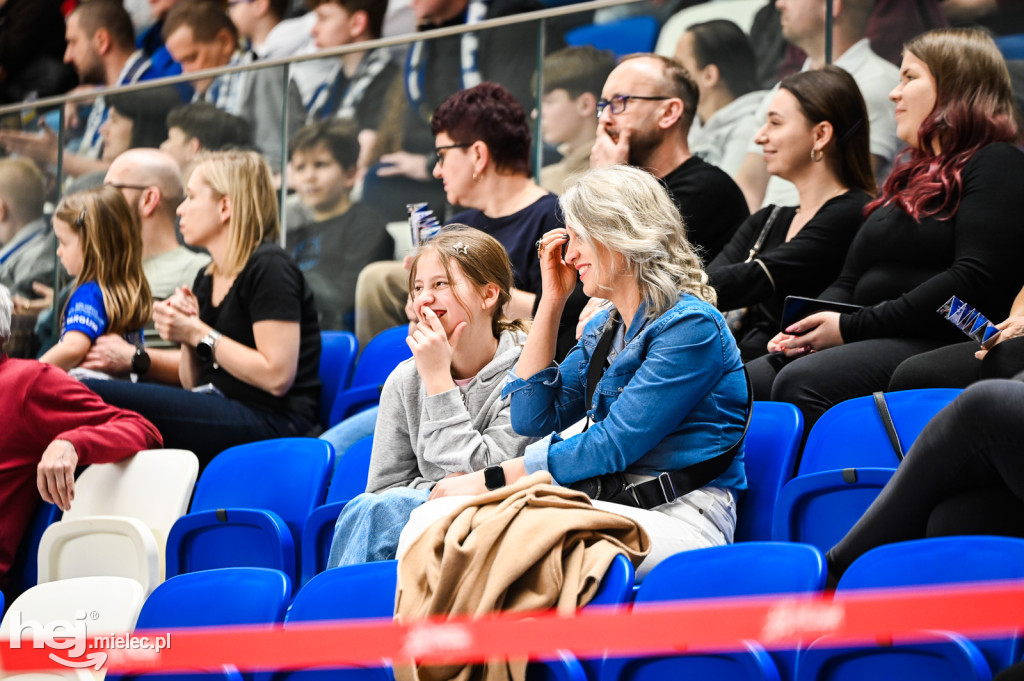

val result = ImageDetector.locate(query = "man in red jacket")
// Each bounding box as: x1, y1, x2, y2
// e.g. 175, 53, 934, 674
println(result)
0, 284, 163, 585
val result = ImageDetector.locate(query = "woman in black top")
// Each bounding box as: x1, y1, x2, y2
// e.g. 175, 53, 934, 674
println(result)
708, 66, 874, 361
747, 28, 1024, 431
84, 151, 321, 467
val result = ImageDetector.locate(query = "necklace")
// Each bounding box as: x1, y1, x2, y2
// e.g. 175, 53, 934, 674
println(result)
796, 186, 846, 214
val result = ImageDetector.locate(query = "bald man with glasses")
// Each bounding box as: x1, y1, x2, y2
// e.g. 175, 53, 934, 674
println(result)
590, 53, 748, 260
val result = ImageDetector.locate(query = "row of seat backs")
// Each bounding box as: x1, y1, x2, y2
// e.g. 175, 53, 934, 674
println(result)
600, 537, 1024, 681
18, 537, 1013, 681
319, 327, 412, 430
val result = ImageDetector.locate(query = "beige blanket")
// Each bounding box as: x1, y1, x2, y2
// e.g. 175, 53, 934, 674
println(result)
394, 471, 650, 681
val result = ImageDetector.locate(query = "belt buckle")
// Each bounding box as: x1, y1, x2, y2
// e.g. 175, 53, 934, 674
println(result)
657, 472, 677, 505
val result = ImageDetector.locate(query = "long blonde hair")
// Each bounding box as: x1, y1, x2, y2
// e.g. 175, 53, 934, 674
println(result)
55, 185, 152, 334
408, 226, 529, 338
193, 150, 279, 277
560, 165, 716, 319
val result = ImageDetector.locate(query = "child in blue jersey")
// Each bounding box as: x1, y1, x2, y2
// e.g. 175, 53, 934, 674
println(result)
40, 185, 152, 372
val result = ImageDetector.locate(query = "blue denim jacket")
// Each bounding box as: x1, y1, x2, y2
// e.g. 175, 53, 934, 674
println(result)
501, 293, 747, 490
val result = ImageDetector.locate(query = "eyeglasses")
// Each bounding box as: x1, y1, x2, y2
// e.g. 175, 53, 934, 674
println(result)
227, 0, 254, 6
106, 182, 151, 192
434, 143, 472, 167
596, 94, 673, 118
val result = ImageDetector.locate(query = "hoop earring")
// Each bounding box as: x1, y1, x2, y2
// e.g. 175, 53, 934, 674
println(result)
811, 148, 824, 162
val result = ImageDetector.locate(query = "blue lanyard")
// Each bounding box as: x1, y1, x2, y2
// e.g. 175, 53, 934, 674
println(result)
0, 226, 45, 266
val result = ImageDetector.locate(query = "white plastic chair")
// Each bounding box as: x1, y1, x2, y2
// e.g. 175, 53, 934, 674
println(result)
37, 450, 199, 594
655, 0, 765, 57
0, 576, 146, 681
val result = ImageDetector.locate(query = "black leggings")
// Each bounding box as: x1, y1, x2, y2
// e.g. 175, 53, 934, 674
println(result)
827, 379, 1024, 578
889, 336, 1024, 390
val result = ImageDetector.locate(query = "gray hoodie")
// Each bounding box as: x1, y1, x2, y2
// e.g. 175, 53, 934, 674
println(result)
366, 329, 538, 492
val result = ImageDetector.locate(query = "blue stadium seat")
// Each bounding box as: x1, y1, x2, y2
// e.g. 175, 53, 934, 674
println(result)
319, 331, 359, 429
165, 438, 334, 585
329, 326, 412, 426
601, 543, 826, 681
565, 16, 660, 59
272, 561, 397, 681
797, 389, 961, 476
300, 436, 375, 586
735, 402, 803, 542
796, 632, 992, 681
771, 468, 895, 554
111, 567, 291, 681
837, 536, 1024, 674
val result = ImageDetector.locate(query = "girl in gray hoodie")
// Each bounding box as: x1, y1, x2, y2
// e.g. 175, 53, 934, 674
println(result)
326, 226, 539, 568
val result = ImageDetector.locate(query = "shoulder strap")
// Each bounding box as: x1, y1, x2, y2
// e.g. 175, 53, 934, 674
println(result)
745, 205, 785, 263
616, 368, 754, 509
585, 317, 620, 410
872, 391, 905, 461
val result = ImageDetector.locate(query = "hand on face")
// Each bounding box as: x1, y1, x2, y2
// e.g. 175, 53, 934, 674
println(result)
537, 228, 576, 303
407, 306, 465, 393
590, 124, 631, 169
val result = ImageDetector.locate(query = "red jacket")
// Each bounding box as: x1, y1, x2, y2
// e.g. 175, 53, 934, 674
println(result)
0, 353, 163, 581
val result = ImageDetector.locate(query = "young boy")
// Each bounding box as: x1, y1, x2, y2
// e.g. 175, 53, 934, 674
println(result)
537, 45, 617, 195
287, 119, 394, 332
305, 0, 397, 178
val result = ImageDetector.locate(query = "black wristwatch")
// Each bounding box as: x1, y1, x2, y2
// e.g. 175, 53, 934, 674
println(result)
484, 465, 506, 491
196, 330, 222, 364
131, 346, 150, 376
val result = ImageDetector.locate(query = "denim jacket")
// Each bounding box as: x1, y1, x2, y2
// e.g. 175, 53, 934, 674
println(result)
501, 293, 747, 490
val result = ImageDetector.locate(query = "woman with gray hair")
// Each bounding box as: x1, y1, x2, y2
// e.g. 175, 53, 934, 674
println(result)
428, 165, 749, 578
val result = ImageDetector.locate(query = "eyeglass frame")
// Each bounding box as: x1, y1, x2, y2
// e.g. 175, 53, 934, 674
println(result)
434, 143, 473, 167
596, 94, 674, 119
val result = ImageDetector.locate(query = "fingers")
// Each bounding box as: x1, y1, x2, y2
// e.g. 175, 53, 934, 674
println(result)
448, 321, 467, 350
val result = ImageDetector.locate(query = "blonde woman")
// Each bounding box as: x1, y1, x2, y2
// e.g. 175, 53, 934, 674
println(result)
40, 185, 152, 370
424, 165, 749, 579
82, 151, 322, 467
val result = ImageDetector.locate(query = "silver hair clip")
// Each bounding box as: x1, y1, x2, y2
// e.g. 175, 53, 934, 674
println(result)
453, 241, 469, 255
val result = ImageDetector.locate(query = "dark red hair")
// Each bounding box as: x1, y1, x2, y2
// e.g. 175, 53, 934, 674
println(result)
866, 28, 1022, 221
430, 82, 531, 177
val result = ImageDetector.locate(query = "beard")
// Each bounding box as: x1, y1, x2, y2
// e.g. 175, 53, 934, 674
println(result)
78, 57, 106, 85
625, 125, 661, 168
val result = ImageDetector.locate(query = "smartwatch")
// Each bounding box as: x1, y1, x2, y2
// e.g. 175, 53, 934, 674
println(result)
484, 464, 506, 491
131, 346, 151, 376
196, 330, 223, 364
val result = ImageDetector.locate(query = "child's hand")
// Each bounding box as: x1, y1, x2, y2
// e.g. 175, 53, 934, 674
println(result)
408, 307, 463, 396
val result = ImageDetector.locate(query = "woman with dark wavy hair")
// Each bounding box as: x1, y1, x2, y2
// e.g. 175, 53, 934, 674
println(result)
707, 65, 874, 361
748, 28, 1024, 433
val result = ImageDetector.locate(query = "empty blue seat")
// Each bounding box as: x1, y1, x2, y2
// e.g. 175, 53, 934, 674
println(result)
796, 632, 992, 681
165, 438, 334, 585
837, 536, 1024, 673
600, 542, 826, 681
330, 326, 413, 426
771, 468, 895, 554
735, 402, 803, 542
565, 16, 660, 59
797, 389, 961, 476
319, 331, 359, 429
110, 567, 291, 681
300, 436, 375, 586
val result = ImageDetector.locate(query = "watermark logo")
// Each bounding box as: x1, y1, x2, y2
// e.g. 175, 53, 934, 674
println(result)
6, 610, 171, 670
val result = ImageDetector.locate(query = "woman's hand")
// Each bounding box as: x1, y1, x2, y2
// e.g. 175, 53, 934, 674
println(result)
537, 229, 577, 305
153, 289, 203, 346
767, 311, 844, 357
975, 315, 1024, 359
408, 307, 462, 395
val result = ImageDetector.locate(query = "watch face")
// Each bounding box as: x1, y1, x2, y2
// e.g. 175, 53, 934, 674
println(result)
132, 349, 151, 375
484, 465, 505, 490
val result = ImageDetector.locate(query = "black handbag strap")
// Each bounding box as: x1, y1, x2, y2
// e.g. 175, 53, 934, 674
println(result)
872, 391, 905, 461
612, 368, 753, 509
745, 205, 784, 263
586, 317, 620, 411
